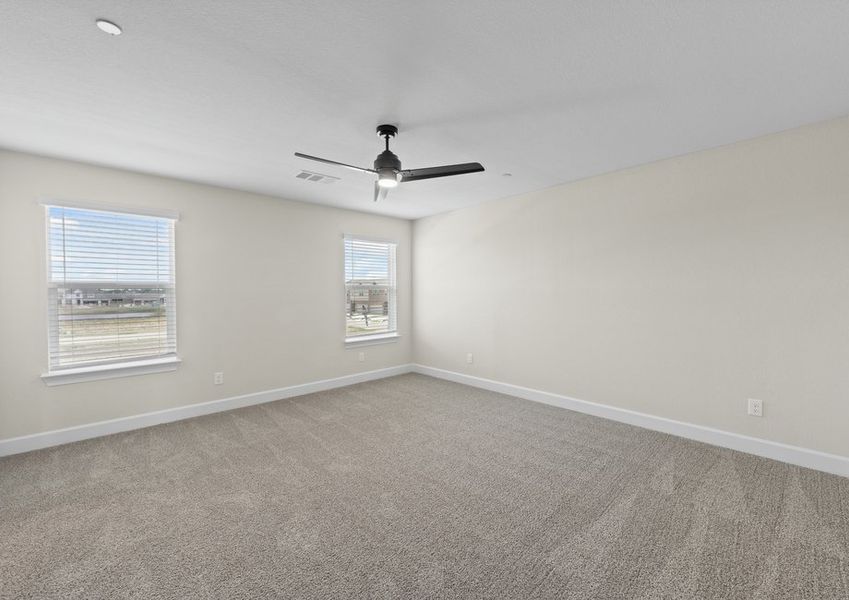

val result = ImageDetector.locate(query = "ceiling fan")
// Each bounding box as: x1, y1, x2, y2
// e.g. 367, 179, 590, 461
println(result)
295, 124, 485, 202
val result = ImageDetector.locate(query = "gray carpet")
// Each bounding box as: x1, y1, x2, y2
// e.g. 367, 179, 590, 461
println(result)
1, 374, 848, 599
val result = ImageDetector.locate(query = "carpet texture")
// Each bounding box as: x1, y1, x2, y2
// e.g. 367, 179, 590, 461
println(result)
1, 373, 848, 599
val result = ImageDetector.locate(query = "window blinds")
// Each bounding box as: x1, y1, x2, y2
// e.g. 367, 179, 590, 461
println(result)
344, 237, 396, 338
46, 205, 177, 370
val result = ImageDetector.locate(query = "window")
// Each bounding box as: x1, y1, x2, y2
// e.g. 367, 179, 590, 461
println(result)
43, 204, 178, 382
344, 236, 397, 341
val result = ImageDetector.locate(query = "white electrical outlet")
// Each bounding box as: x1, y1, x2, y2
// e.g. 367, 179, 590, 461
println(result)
466, 353, 474, 364
214, 372, 224, 385
358, 352, 365, 362
747, 398, 763, 417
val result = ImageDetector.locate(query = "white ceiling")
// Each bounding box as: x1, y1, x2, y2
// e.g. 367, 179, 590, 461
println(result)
2, 1, 849, 219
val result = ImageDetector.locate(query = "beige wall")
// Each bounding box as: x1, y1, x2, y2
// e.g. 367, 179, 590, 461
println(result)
0, 151, 412, 440
4, 116, 848, 456
413, 116, 849, 458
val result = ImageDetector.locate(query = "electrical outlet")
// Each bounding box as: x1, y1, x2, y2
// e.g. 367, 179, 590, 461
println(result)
466, 353, 474, 364
747, 398, 763, 417
358, 352, 365, 362
214, 372, 224, 385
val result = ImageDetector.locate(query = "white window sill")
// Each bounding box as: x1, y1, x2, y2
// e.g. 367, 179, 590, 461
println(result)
345, 333, 400, 347
41, 356, 182, 386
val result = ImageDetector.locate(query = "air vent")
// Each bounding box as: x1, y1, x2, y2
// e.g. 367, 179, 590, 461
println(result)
295, 170, 340, 184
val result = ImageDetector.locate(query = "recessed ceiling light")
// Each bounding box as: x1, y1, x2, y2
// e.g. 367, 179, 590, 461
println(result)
95, 19, 122, 36
502, 172, 513, 177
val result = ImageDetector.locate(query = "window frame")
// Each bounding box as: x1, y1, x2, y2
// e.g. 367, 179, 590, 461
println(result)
40, 200, 181, 385
343, 234, 400, 346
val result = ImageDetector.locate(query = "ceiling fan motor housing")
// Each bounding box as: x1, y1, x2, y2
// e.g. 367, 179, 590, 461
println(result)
374, 150, 401, 184
374, 150, 401, 172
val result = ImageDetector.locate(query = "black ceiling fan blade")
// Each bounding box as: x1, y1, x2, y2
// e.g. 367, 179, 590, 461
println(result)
400, 162, 484, 182
374, 181, 389, 202
294, 152, 375, 174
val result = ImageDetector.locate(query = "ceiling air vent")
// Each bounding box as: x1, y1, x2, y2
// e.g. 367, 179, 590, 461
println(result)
295, 170, 340, 184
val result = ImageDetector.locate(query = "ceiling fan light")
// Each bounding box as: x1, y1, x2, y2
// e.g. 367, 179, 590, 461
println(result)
377, 169, 399, 188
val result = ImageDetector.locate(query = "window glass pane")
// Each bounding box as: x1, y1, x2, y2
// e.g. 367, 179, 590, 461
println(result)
346, 285, 391, 336
52, 286, 173, 367
48, 207, 173, 285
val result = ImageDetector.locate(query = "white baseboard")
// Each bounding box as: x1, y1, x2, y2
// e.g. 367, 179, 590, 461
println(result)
412, 364, 849, 478
0, 364, 414, 457
5, 362, 847, 478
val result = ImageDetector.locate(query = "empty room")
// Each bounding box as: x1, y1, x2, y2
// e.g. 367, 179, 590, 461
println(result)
2, 2, 848, 598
